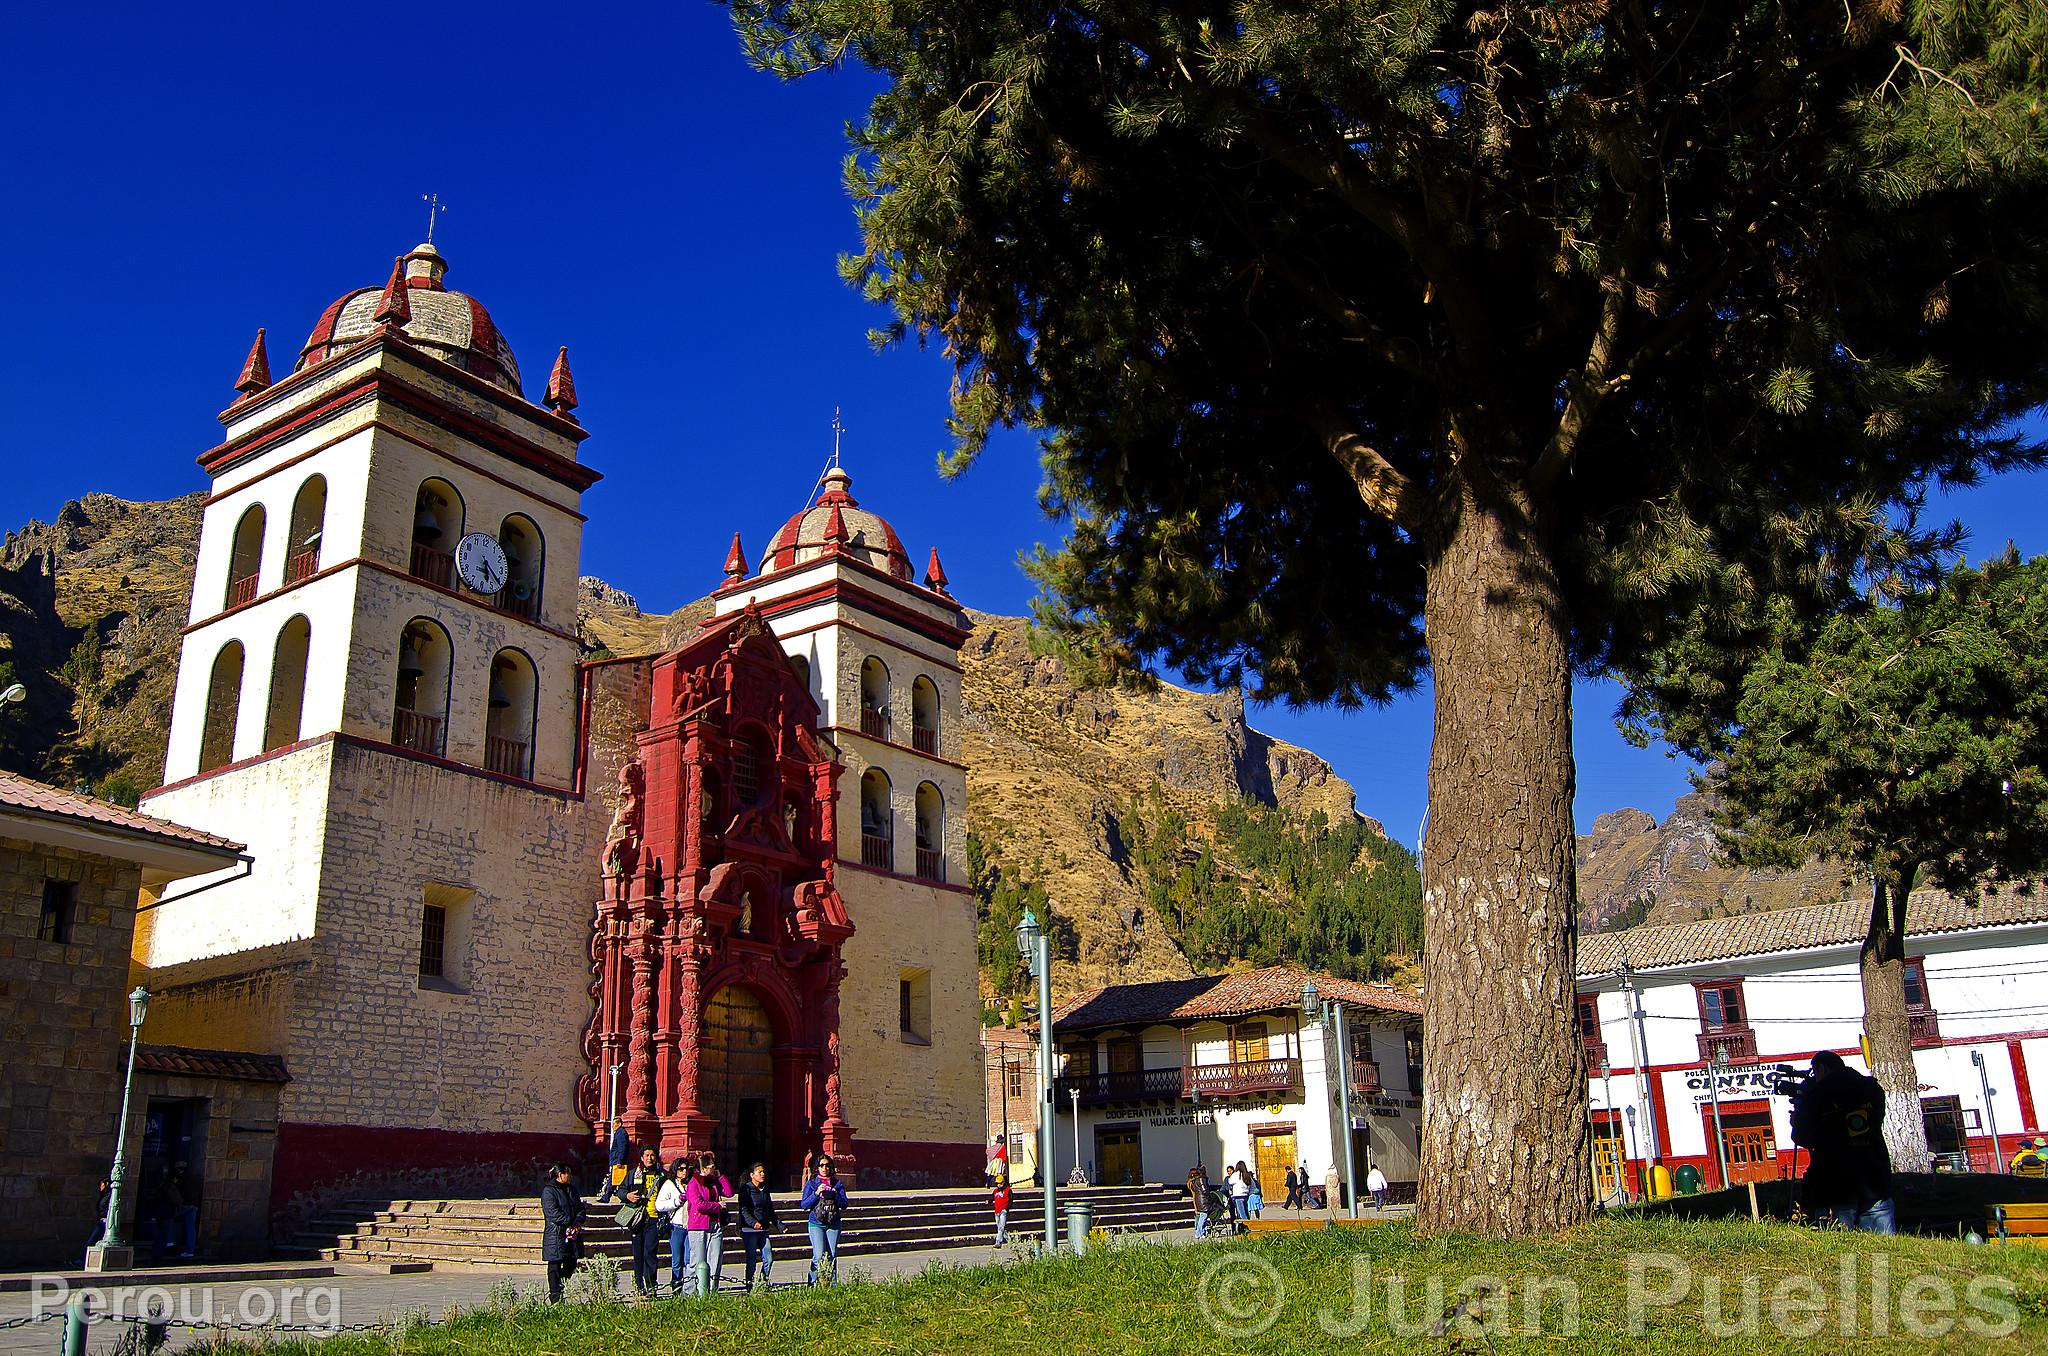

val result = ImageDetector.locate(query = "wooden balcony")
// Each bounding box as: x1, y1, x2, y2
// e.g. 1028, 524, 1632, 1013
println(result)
410, 542, 453, 589
284, 549, 319, 585
1054, 1067, 1184, 1108
1697, 1026, 1758, 1063
1909, 1008, 1942, 1046
484, 735, 529, 779
915, 846, 945, 882
911, 724, 937, 754
392, 708, 444, 757
225, 573, 259, 608
1182, 1057, 1300, 1101
860, 706, 889, 740
496, 586, 540, 621
861, 833, 893, 871
1350, 1059, 1382, 1095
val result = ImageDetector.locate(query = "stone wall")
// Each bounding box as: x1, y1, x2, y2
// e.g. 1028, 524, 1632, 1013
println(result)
0, 836, 138, 1268
125, 1066, 284, 1260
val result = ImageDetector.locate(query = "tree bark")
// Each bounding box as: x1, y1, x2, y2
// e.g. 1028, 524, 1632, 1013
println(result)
1861, 870, 1931, 1173
1415, 482, 1591, 1236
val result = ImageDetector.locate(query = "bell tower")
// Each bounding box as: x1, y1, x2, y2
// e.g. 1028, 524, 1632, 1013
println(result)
135, 244, 618, 1214
711, 461, 985, 1184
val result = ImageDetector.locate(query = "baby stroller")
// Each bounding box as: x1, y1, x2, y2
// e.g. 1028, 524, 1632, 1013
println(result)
1202, 1184, 1246, 1236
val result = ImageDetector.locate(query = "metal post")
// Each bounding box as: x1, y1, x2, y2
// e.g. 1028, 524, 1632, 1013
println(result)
103, 1013, 146, 1249
1331, 1002, 1359, 1219
1036, 931, 1057, 1251
1598, 1058, 1621, 1203
62, 1295, 88, 1356
1973, 1049, 2005, 1173
1069, 1087, 1086, 1185
1619, 961, 1661, 1179
1706, 1042, 1729, 1189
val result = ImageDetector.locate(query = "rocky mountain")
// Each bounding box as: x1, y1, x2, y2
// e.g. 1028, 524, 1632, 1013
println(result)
1575, 789, 1859, 931
1, 494, 1416, 1003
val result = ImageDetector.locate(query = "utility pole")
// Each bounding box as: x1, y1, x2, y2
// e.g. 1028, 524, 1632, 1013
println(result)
1618, 960, 1662, 1186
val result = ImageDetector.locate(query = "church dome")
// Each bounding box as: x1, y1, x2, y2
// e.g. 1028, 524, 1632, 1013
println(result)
762, 466, 914, 581
295, 244, 522, 394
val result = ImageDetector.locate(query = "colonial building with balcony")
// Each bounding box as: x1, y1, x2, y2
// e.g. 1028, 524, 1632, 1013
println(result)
1577, 887, 2048, 1196
1046, 966, 1422, 1200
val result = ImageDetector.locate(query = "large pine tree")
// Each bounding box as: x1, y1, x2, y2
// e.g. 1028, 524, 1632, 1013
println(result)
724, 1, 2048, 1233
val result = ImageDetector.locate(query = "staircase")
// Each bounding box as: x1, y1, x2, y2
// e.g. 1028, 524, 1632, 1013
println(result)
285, 1183, 1191, 1269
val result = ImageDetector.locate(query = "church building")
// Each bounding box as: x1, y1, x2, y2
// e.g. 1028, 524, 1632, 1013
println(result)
132, 240, 984, 1233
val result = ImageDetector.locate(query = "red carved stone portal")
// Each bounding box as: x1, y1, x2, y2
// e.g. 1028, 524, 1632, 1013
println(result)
578, 606, 856, 1182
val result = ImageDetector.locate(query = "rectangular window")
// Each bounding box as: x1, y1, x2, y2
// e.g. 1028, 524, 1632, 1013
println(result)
1903, 959, 1929, 1010
1063, 1040, 1096, 1078
38, 880, 76, 944
1005, 1061, 1025, 1099
1230, 1021, 1269, 1065
899, 967, 931, 1044
1405, 1029, 1424, 1090
1699, 984, 1743, 1028
419, 903, 447, 978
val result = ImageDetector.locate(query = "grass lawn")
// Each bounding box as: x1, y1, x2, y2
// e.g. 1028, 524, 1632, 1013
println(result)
260, 1216, 2048, 1355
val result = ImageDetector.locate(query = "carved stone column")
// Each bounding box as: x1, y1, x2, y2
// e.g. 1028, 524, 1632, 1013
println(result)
819, 953, 857, 1167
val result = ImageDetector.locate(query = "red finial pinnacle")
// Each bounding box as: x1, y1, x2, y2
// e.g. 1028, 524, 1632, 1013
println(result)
722, 531, 749, 584
822, 501, 849, 550
924, 547, 950, 594
546, 346, 580, 423
233, 328, 272, 403
372, 256, 411, 329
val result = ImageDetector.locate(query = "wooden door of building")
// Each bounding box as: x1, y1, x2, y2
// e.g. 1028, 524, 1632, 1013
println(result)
1096, 1124, 1142, 1186
1591, 1116, 1627, 1196
1251, 1126, 1296, 1204
1709, 1102, 1778, 1186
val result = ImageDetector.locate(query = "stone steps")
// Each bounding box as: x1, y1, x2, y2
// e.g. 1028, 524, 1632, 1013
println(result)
284, 1183, 1191, 1268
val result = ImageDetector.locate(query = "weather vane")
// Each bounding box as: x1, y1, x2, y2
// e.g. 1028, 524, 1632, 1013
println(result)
422, 193, 446, 244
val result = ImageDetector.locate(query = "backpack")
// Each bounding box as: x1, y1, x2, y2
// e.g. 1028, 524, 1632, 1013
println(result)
812, 1186, 842, 1227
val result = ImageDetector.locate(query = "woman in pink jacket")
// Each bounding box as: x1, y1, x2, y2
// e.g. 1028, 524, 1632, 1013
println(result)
681, 1152, 734, 1297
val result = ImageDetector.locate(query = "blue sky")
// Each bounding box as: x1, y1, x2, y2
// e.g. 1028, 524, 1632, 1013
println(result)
4, 3, 2043, 848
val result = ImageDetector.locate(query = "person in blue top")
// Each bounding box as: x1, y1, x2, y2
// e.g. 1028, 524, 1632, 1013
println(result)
800, 1154, 848, 1285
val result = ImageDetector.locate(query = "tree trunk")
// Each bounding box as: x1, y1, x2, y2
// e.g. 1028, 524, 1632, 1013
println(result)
1415, 483, 1590, 1236
1861, 871, 1931, 1173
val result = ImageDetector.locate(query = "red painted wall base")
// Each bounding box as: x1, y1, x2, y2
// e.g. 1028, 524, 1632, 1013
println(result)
854, 1138, 984, 1188
271, 1121, 589, 1233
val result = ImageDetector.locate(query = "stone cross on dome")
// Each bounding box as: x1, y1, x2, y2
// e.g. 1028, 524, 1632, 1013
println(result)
422, 192, 446, 245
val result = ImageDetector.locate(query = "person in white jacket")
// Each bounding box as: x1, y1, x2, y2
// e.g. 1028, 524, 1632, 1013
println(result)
654, 1171, 689, 1294
1365, 1164, 1389, 1211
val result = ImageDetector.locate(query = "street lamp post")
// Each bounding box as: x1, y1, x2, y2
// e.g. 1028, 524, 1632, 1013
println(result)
1017, 909, 1056, 1251
1300, 980, 1359, 1219
1069, 1087, 1088, 1186
1705, 1041, 1730, 1189
88, 986, 151, 1272
1971, 1049, 2005, 1172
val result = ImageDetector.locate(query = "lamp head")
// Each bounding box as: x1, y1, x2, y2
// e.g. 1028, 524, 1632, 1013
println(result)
1015, 908, 1041, 960
0, 682, 25, 706
128, 986, 150, 1029
1299, 978, 1320, 1019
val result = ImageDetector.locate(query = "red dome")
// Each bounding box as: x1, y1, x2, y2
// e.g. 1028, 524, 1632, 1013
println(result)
295, 244, 522, 394
761, 466, 913, 581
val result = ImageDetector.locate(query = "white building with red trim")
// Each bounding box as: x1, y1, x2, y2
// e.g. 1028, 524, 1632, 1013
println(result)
1576, 889, 2047, 1195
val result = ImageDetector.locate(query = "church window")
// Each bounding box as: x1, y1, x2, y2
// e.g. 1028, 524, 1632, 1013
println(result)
263, 615, 312, 752
410, 480, 462, 589
198, 640, 245, 772
859, 656, 891, 740
419, 903, 446, 978
485, 648, 537, 779
38, 880, 76, 944
732, 734, 760, 806
497, 514, 544, 621
914, 781, 945, 882
393, 619, 451, 757
911, 676, 940, 754
224, 504, 265, 609
860, 768, 893, 870
285, 476, 326, 584
899, 967, 931, 1044
418, 882, 473, 990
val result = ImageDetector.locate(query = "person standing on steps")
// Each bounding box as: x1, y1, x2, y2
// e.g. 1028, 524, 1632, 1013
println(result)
736, 1162, 780, 1291
802, 1154, 848, 1285
1187, 1163, 1211, 1239
683, 1152, 735, 1296
616, 1144, 666, 1295
539, 1162, 584, 1302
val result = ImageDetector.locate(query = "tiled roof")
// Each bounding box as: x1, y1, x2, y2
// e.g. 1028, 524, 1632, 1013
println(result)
1053, 965, 1423, 1033
0, 768, 243, 854
133, 1043, 290, 1084
1578, 882, 2048, 976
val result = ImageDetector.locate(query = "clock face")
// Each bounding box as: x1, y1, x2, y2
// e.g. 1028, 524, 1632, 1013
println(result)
454, 532, 510, 595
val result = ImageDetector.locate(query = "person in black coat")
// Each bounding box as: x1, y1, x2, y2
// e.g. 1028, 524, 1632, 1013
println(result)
540, 1162, 586, 1301
735, 1162, 780, 1291
1790, 1049, 1896, 1234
